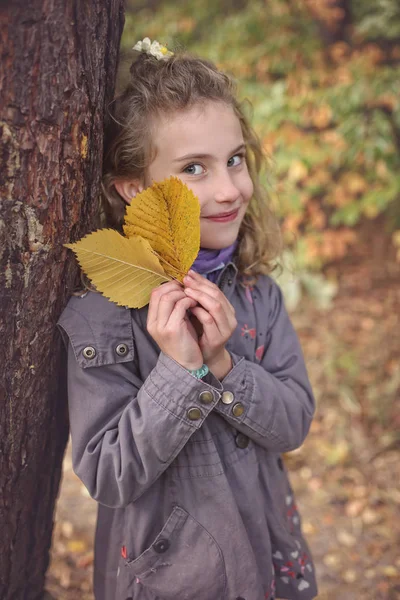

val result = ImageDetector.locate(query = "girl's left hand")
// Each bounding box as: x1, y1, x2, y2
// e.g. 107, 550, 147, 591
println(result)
183, 270, 237, 368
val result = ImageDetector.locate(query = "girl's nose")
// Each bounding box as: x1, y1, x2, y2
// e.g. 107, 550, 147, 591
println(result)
214, 172, 241, 203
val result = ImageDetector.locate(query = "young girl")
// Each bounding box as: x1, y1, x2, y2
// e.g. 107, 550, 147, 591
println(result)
58, 39, 318, 600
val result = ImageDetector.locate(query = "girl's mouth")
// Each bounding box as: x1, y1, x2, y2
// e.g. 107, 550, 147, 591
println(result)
205, 208, 239, 223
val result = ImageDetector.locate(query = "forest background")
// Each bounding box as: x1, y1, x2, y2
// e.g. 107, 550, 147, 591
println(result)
47, 1, 400, 599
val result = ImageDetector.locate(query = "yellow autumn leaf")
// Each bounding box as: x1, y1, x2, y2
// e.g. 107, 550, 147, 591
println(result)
67, 539, 87, 553
288, 160, 308, 184
65, 230, 170, 308
392, 230, 400, 247
312, 104, 333, 130
123, 177, 200, 281
341, 172, 367, 196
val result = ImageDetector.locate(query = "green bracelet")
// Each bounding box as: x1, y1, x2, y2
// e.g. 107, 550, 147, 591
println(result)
187, 364, 209, 379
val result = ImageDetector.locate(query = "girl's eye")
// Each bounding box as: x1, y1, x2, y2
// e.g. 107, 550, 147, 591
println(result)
183, 163, 205, 176
228, 154, 244, 167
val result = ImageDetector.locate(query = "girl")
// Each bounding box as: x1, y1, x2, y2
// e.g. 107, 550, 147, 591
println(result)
58, 39, 318, 600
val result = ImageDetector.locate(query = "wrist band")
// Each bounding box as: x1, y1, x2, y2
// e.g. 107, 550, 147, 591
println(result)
187, 364, 209, 379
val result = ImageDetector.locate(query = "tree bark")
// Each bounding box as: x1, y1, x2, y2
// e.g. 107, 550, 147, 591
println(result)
0, 1, 124, 598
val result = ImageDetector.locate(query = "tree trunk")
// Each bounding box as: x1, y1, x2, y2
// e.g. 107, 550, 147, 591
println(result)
0, 2, 124, 598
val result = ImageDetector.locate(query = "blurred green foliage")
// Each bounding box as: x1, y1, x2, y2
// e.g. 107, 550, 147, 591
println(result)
121, 0, 400, 269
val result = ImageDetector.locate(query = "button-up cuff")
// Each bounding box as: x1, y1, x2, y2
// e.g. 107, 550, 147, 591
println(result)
215, 352, 257, 425
144, 352, 223, 429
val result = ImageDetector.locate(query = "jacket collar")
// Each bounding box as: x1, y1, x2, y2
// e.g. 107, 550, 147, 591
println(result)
216, 262, 239, 297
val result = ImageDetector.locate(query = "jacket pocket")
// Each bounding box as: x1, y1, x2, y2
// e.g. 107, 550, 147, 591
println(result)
125, 505, 227, 600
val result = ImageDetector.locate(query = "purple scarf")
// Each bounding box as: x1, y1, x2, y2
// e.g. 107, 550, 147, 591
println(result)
191, 241, 238, 283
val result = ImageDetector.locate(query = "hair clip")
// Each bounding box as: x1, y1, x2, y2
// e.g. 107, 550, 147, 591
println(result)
133, 37, 174, 61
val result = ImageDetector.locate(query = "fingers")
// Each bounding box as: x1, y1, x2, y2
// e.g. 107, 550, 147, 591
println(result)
147, 281, 183, 330
183, 270, 237, 365
184, 271, 235, 314
148, 280, 199, 333
183, 284, 236, 337
167, 297, 197, 331
156, 290, 194, 329
185, 270, 220, 295
190, 305, 219, 340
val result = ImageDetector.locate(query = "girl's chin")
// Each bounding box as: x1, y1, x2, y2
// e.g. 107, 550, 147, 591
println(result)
200, 237, 238, 250
200, 228, 240, 250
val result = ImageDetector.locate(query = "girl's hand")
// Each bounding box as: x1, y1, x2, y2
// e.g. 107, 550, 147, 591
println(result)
183, 270, 237, 376
147, 280, 203, 371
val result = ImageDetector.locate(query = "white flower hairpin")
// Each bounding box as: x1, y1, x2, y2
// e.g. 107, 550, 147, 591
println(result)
133, 37, 174, 61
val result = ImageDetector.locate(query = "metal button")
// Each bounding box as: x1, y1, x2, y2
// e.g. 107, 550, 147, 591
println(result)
199, 390, 213, 405
232, 402, 244, 417
153, 538, 170, 553
115, 343, 128, 356
187, 407, 202, 421
235, 433, 249, 449
221, 391, 234, 405
82, 346, 96, 359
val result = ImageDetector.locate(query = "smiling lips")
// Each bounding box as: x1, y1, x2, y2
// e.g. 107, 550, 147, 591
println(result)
205, 208, 240, 222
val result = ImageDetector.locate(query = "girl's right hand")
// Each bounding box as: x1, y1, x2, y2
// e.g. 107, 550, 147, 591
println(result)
147, 281, 204, 371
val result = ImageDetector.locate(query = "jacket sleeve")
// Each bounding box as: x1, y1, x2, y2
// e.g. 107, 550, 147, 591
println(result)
213, 278, 316, 453
58, 295, 223, 509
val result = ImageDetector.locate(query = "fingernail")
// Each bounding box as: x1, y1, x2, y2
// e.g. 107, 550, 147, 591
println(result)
188, 269, 197, 276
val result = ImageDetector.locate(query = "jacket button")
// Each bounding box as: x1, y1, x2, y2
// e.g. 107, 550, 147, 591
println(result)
221, 391, 234, 405
199, 390, 214, 405
115, 343, 128, 356
82, 346, 96, 359
187, 407, 202, 421
232, 402, 244, 417
153, 538, 170, 553
235, 433, 249, 449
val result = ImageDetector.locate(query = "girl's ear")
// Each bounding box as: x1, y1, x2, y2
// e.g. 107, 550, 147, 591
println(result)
114, 179, 144, 204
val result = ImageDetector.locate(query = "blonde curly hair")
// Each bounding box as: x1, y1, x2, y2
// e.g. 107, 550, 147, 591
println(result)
101, 50, 282, 282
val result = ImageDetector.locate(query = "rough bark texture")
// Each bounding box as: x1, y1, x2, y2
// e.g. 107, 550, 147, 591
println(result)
0, 2, 124, 598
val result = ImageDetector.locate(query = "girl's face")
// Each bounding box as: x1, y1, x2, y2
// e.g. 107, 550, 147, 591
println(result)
145, 101, 254, 250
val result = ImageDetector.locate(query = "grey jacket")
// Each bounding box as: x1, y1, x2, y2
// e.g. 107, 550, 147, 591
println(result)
57, 262, 318, 600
